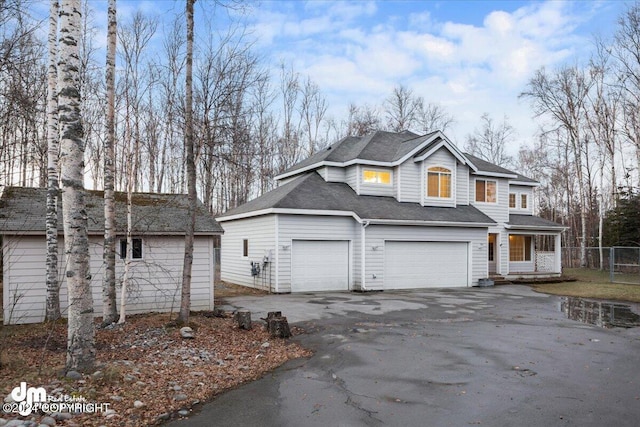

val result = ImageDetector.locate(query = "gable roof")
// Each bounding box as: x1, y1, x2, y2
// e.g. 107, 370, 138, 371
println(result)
0, 187, 223, 235
218, 172, 495, 226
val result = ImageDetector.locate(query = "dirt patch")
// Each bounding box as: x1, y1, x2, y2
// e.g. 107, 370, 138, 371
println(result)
0, 311, 311, 426
215, 281, 269, 300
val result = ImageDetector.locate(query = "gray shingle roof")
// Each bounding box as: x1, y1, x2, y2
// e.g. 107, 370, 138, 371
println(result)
219, 172, 496, 224
0, 187, 223, 235
508, 214, 565, 229
280, 130, 435, 176
463, 153, 521, 177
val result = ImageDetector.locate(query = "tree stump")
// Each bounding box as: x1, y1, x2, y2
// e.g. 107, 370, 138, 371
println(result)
267, 316, 291, 338
235, 310, 252, 330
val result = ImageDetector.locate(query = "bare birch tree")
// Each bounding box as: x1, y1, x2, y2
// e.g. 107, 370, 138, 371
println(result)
464, 113, 516, 167
58, 0, 95, 371
522, 66, 594, 267
178, 0, 196, 325
45, 0, 60, 322
102, 0, 117, 325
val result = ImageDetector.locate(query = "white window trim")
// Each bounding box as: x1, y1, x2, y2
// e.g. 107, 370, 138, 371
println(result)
361, 168, 393, 186
119, 237, 144, 261
241, 238, 249, 259
475, 178, 498, 204
424, 164, 454, 200
509, 192, 516, 209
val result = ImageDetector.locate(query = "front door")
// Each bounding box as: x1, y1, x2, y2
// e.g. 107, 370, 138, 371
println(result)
488, 234, 498, 275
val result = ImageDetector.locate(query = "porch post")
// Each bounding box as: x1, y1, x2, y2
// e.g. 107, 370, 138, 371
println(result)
554, 233, 562, 273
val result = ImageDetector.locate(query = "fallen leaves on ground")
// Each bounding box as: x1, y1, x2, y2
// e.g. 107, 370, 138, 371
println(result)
0, 311, 311, 426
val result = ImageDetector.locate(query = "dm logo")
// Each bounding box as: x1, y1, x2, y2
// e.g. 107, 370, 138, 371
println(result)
10, 382, 47, 416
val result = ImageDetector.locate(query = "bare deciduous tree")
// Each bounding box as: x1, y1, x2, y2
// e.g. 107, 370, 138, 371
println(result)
102, 0, 118, 325
464, 113, 515, 168
178, 0, 196, 325
58, 0, 95, 372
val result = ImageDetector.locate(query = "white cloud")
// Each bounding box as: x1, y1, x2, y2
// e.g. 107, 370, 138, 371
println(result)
233, 1, 621, 148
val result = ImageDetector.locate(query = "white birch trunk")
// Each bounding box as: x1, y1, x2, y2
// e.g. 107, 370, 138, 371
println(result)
58, 0, 95, 372
178, 0, 195, 324
102, 0, 117, 324
45, 0, 60, 322
117, 187, 132, 324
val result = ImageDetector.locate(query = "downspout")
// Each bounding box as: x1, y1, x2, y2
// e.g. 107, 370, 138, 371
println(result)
361, 220, 370, 291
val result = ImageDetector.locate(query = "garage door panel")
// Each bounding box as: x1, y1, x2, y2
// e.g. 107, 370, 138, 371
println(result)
292, 240, 349, 292
384, 241, 468, 289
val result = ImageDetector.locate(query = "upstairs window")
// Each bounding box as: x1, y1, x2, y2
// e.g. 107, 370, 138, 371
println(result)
363, 169, 391, 185
521, 194, 528, 209
509, 193, 516, 208
120, 238, 143, 260
475, 179, 497, 203
426, 167, 452, 198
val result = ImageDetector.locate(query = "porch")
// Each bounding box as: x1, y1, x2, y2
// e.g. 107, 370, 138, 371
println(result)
488, 231, 562, 279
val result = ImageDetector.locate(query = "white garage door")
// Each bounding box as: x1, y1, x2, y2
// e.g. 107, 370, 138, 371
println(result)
291, 240, 349, 292
384, 241, 469, 289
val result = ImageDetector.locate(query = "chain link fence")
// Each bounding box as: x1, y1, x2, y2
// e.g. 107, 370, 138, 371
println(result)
609, 247, 640, 285
562, 247, 611, 270
562, 246, 640, 285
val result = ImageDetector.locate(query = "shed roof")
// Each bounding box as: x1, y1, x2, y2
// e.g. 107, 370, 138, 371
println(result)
507, 214, 566, 230
0, 187, 223, 235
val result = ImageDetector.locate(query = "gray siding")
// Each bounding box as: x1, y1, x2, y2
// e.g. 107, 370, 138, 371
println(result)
471, 177, 509, 223
220, 215, 276, 291
3, 234, 214, 325
422, 148, 457, 207
365, 225, 487, 288
456, 163, 469, 205
397, 160, 421, 203
277, 215, 358, 293
345, 165, 358, 193
321, 166, 346, 182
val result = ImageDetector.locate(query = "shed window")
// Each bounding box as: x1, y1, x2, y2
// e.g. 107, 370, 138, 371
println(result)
475, 179, 497, 203
120, 238, 142, 259
363, 169, 391, 185
509, 235, 532, 262
242, 239, 249, 257
426, 166, 451, 198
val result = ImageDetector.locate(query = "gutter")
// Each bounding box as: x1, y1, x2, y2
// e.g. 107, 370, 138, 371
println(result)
361, 220, 370, 291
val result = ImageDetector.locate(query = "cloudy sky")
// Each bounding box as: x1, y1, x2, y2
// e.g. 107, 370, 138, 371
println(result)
237, 0, 626, 150
44, 0, 629, 152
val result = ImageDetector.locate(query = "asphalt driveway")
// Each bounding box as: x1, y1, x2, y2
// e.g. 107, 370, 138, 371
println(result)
168, 285, 640, 427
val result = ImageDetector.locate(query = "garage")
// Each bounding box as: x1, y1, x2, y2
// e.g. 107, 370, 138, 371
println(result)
291, 240, 350, 292
384, 241, 469, 289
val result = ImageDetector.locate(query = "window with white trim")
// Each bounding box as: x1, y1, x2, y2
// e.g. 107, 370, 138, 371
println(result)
242, 239, 249, 257
426, 166, 452, 198
509, 235, 532, 261
120, 238, 143, 260
520, 194, 528, 209
362, 169, 392, 185
475, 179, 497, 203
509, 193, 516, 208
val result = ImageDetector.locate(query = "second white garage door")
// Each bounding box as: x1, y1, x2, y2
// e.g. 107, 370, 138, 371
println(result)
384, 241, 469, 289
291, 240, 349, 292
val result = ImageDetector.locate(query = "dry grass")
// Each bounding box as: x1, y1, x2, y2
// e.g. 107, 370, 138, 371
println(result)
532, 268, 640, 303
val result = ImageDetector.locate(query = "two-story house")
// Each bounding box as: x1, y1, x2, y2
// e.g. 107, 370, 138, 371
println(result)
217, 130, 565, 292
